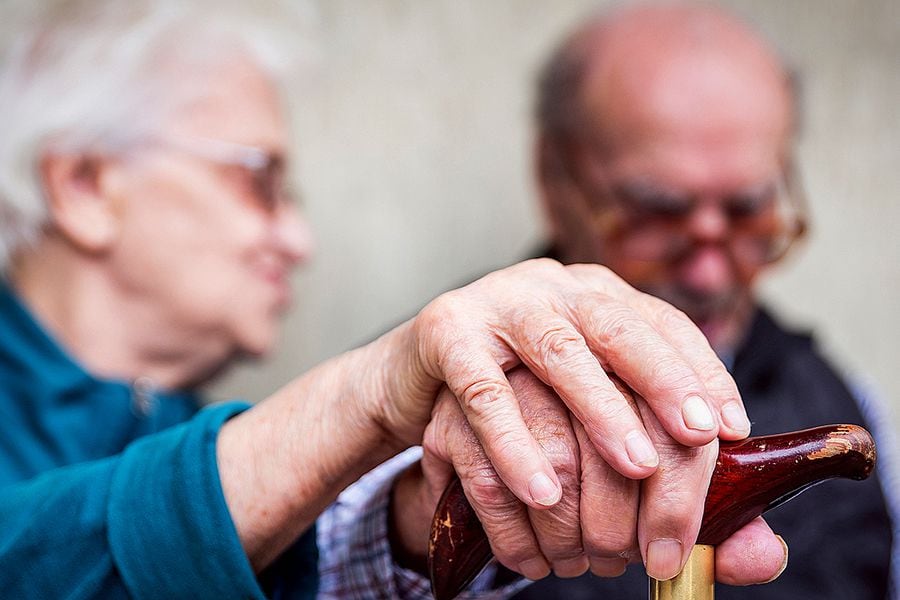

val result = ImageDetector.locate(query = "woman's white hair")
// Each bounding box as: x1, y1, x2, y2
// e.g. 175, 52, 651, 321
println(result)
0, 0, 315, 272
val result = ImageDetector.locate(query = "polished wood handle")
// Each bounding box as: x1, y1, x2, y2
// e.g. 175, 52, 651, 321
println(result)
428, 424, 876, 600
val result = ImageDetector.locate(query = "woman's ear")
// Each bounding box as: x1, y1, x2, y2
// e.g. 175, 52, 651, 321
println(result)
39, 153, 123, 254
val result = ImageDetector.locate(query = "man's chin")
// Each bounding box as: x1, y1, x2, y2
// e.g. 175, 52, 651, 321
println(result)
692, 313, 744, 359
695, 316, 724, 348
633, 285, 749, 356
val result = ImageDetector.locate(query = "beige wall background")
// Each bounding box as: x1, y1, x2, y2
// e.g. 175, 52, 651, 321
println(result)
212, 0, 900, 434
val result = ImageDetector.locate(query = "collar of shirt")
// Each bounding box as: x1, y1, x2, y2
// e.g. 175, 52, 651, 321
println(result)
0, 279, 201, 481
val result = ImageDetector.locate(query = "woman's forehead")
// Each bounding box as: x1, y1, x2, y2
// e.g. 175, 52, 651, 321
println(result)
155, 55, 288, 151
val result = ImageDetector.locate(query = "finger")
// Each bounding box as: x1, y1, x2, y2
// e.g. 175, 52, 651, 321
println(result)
566, 264, 725, 446
579, 296, 722, 445
569, 263, 750, 440
421, 388, 550, 580
510, 369, 589, 578
632, 292, 751, 440
503, 310, 661, 479
715, 517, 788, 585
418, 395, 458, 506
573, 418, 638, 578
417, 292, 564, 508
634, 396, 718, 581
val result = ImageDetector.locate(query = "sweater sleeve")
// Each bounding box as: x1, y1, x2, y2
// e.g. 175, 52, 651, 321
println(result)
0, 402, 273, 599
317, 447, 530, 599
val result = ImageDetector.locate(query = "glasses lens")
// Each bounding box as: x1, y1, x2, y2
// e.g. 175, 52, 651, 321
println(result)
594, 169, 805, 265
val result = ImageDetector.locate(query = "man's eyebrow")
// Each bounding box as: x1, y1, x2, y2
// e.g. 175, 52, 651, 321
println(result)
613, 178, 690, 199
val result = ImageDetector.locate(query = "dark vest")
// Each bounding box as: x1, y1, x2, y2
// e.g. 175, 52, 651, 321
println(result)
512, 308, 893, 599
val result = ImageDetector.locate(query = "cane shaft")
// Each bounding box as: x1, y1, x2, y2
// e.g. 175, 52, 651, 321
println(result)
649, 544, 715, 600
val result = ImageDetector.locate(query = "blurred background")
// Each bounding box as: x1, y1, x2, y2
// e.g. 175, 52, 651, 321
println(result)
210, 0, 900, 433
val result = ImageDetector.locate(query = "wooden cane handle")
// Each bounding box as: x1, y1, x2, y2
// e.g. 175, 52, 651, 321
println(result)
428, 424, 876, 600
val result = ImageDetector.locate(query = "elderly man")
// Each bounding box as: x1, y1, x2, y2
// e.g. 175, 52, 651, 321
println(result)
0, 1, 788, 598
516, 3, 895, 599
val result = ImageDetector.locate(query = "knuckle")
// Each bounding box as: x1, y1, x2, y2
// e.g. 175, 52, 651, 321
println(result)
567, 261, 617, 281
459, 378, 510, 417
703, 368, 741, 400
523, 257, 565, 276
465, 469, 519, 513
535, 429, 579, 473
593, 305, 643, 347
494, 541, 543, 571
546, 545, 586, 565
477, 517, 543, 569
579, 446, 610, 476
494, 258, 564, 289
552, 557, 590, 579
650, 487, 700, 524
506, 365, 547, 392
583, 393, 637, 433
655, 300, 695, 333
421, 422, 442, 455
532, 505, 583, 558
467, 490, 541, 568
539, 439, 578, 481
534, 326, 586, 370
645, 356, 698, 392
583, 527, 636, 558
482, 428, 540, 476
418, 290, 465, 334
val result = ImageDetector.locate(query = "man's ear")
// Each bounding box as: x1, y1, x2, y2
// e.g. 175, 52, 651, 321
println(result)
40, 153, 122, 254
534, 135, 576, 242
535, 134, 565, 193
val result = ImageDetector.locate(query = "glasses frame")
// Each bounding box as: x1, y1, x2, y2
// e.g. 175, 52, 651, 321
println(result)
565, 144, 808, 267
130, 135, 297, 215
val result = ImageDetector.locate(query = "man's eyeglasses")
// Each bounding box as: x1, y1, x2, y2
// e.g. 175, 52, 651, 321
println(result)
136, 136, 296, 215
575, 164, 808, 267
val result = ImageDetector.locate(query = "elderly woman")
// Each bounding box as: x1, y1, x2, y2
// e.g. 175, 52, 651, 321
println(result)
0, 1, 786, 598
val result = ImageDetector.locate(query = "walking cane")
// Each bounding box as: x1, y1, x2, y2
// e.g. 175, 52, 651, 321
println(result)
428, 424, 876, 600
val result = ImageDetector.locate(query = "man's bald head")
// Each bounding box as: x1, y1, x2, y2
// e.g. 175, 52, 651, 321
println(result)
535, 4, 806, 354
537, 3, 797, 154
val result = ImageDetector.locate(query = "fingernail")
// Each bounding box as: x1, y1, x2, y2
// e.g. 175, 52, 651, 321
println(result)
553, 555, 589, 578
764, 535, 789, 583
589, 556, 627, 577
625, 430, 659, 468
722, 400, 751, 435
682, 395, 715, 431
646, 538, 683, 581
528, 472, 561, 506
518, 556, 551, 580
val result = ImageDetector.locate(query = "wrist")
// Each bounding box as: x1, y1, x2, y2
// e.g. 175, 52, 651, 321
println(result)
216, 342, 413, 570
363, 318, 440, 451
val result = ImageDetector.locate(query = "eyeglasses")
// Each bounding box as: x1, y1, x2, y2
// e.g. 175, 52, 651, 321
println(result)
574, 163, 808, 267
135, 136, 296, 215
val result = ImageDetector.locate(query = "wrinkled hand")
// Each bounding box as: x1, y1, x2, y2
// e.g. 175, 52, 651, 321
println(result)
405, 368, 786, 584
379, 259, 751, 509
218, 258, 754, 572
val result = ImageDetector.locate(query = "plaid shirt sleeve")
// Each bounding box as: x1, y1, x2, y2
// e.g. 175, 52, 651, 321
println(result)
316, 447, 530, 599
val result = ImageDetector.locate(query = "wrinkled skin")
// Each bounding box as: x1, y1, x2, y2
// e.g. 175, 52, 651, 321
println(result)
401, 367, 786, 584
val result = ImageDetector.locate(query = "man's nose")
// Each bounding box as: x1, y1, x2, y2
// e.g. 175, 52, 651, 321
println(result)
274, 202, 316, 266
686, 200, 730, 243
680, 245, 732, 295
679, 201, 733, 293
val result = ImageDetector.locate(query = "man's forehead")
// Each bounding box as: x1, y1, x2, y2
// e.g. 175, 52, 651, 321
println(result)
607, 138, 787, 194
576, 7, 792, 158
